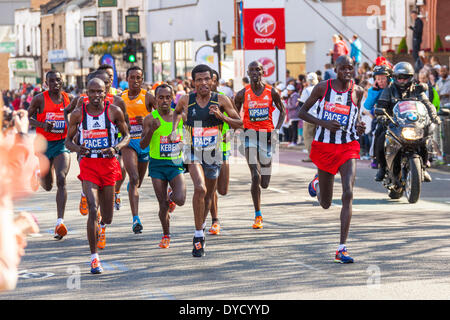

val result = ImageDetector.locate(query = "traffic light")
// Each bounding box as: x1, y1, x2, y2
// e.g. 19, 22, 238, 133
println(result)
123, 38, 137, 63
212, 34, 226, 55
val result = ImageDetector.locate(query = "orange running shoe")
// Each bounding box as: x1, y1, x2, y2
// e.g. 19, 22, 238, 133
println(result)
90, 258, 103, 274
54, 223, 68, 240
97, 225, 106, 250
252, 216, 263, 229
168, 187, 176, 213
79, 195, 88, 216
114, 192, 121, 210
208, 222, 221, 235
159, 235, 170, 249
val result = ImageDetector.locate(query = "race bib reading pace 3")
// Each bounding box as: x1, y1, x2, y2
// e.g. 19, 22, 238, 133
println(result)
46, 113, 66, 134
192, 127, 219, 150
82, 129, 109, 152
321, 102, 351, 126
129, 117, 143, 139
248, 101, 269, 122
160, 135, 182, 158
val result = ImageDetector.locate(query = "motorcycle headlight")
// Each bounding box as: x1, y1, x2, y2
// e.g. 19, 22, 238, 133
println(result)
401, 127, 423, 140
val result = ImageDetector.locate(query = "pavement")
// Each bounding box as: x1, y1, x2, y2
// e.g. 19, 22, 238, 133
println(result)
1, 146, 450, 301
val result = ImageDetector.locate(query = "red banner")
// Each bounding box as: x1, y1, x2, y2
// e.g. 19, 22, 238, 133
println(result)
243, 8, 285, 50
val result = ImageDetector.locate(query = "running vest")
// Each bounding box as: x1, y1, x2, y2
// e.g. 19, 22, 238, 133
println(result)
36, 91, 70, 141
78, 101, 117, 158
150, 109, 183, 160
243, 84, 274, 131
122, 89, 149, 139
315, 79, 359, 144
184, 92, 223, 153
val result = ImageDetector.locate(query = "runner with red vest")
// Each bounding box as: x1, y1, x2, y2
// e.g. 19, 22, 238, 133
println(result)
235, 61, 286, 230
28, 70, 74, 240
298, 55, 366, 264
65, 78, 130, 274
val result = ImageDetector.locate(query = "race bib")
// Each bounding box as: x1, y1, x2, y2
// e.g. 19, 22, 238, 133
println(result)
46, 113, 66, 134
160, 135, 182, 158
248, 101, 269, 122
129, 117, 143, 139
192, 127, 219, 150
82, 129, 110, 153
321, 102, 351, 126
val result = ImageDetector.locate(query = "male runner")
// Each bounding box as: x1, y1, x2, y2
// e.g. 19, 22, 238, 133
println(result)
28, 70, 73, 240
234, 61, 286, 229
64, 69, 128, 215
171, 64, 242, 257
140, 83, 186, 248
207, 69, 236, 235
120, 66, 155, 234
65, 78, 130, 274
298, 55, 366, 264
98, 64, 118, 95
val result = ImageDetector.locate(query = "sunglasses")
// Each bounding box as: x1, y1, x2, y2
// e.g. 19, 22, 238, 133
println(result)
396, 75, 412, 80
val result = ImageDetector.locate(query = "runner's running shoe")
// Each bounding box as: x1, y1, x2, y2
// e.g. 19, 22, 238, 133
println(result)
54, 223, 67, 240
114, 192, 121, 211
208, 222, 221, 235
252, 216, 263, 229
308, 174, 319, 197
133, 217, 143, 234
79, 195, 88, 216
334, 247, 354, 264
192, 236, 205, 257
159, 235, 170, 249
97, 225, 106, 250
168, 187, 176, 213
90, 258, 103, 274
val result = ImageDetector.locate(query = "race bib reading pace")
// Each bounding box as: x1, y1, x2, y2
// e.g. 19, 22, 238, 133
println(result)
82, 129, 109, 152
321, 102, 351, 126
192, 127, 219, 150
160, 135, 181, 158
129, 118, 143, 139
248, 101, 269, 122
46, 113, 66, 134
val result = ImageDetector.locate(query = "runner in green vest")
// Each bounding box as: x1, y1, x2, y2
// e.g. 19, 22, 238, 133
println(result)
140, 83, 186, 249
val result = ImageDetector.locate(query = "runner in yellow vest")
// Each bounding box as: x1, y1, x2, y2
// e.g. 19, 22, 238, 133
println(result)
120, 66, 155, 234
140, 83, 186, 248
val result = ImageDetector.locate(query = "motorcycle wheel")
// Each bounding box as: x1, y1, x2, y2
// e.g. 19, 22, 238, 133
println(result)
388, 189, 403, 199
405, 157, 422, 204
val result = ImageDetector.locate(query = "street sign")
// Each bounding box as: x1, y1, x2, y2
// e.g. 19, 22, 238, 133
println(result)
48, 50, 68, 64
98, 0, 117, 7
83, 21, 97, 37
126, 15, 140, 34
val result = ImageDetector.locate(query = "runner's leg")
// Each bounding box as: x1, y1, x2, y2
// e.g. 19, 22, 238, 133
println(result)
83, 180, 100, 254
316, 169, 335, 210
337, 159, 356, 245
188, 163, 207, 231
122, 147, 140, 219
52, 152, 70, 220
152, 178, 170, 235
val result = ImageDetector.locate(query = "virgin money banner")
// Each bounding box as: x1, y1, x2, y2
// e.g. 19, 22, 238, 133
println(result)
243, 8, 285, 50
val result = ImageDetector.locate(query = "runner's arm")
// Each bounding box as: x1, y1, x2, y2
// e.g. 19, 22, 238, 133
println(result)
354, 85, 366, 135
171, 95, 186, 138
271, 88, 286, 130
210, 94, 242, 129
64, 96, 82, 125
27, 94, 47, 129
110, 105, 130, 152
64, 108, 85, 154
234, 88, 245, 113
139, 114, 158, 149
298, 82, 340, 132
114, 95, 130, 130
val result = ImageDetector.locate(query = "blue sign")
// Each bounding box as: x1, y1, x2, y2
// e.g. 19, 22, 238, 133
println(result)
100, 54, 118, 89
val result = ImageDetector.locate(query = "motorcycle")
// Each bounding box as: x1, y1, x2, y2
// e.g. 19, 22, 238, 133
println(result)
374, 100, 432, 203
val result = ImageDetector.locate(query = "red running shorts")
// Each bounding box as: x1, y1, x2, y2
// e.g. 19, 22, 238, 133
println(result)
78, 157, 122, 189
310, 140, 360, 175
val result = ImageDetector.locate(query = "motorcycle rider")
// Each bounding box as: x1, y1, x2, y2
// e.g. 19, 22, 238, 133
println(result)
375, 61, 440, 182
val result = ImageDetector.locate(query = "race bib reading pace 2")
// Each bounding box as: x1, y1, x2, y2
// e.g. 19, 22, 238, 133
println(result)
82, 129, 109, 151
160, 135, 181, 158
46, 113, 66, 134
321, 102, 350, 126
192, 127, 219, 149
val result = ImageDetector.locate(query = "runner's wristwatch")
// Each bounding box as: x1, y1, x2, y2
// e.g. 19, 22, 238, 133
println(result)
113, 146, 120, 154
